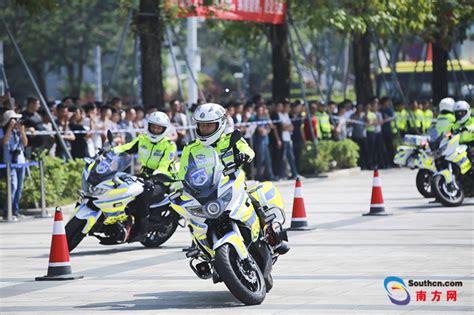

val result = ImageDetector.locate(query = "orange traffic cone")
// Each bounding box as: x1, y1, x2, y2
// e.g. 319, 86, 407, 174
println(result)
289, 177, 313, 230
363, 169, 392, 216
36, 207, 83, 281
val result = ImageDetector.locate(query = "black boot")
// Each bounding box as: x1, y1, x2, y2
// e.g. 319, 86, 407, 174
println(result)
129, 217, 148, 243
274, 241, 290, 255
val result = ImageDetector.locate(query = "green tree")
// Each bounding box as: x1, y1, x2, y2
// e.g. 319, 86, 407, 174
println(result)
2, 0, 135, 100
295, 0, 431, 104
420, 1, 474, 106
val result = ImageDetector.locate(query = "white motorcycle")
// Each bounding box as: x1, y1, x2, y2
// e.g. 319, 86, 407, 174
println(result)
66, 132, 180, 252
169, 132, 288, 305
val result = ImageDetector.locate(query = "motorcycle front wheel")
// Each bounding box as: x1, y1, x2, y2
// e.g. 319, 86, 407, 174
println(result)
215, 244, 266, 305
141, 209, 179, 248
432, 175, 464, 207
65, 217, 87, 252
416, 169, 434, 198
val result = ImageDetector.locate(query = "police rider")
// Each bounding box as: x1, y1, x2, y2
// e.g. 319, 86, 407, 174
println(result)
178, 103, 289, 255
435, 97, 456, 135
452, 100, 473, 146
114, 111, 177, 242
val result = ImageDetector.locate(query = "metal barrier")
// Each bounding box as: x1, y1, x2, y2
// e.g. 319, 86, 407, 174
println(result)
0, 160, 50, 223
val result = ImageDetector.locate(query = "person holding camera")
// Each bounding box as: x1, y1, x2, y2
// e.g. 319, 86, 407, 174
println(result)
1, 110, 28, 220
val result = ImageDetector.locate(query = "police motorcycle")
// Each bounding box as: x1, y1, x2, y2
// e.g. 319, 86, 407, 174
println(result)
65, 131, 180, 252
430, 131, 473, 207
169, 133, 288, 305
393, 128, 437, 198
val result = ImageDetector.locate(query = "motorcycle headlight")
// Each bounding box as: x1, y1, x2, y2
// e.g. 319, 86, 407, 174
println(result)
205, 201, 222, 218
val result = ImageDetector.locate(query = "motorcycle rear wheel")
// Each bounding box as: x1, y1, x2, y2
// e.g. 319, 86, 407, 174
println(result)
215, 244, 266, 305
140, 209, 179, 248
65, 217, 87, 252
416, 169, 434, 198
432, 175, 464, 207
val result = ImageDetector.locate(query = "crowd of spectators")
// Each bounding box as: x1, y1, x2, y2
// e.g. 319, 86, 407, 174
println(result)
0, 92, 436, 220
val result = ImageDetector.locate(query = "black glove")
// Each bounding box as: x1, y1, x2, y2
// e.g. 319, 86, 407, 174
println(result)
234, 152, 251, 166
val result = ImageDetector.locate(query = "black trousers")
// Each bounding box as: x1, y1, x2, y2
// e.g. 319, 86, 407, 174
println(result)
367, 132, 386, 169
134, 182, 168, 219
383, 131, 395, 167
352, 136, 369, 169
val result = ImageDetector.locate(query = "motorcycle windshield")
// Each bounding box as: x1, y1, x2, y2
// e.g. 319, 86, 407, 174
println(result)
427, 127, 444, 151
87, 151, 130, 186
183, 147, 224, 200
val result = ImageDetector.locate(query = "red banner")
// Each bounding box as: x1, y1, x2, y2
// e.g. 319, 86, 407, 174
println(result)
169, 0, 287, 24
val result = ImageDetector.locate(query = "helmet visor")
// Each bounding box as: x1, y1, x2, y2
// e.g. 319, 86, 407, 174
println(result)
455, 110, 467, 121
148, 123, 166, 135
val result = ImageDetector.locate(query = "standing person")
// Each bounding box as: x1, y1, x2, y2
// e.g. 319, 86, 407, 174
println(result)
119, 107, 137, 143
69, 106, 91, 159
269, 101, 283, 179
54, 103, 75, 160
365, 103, 377, 169
279, 101, 298, 179
335, 103, 348, 140
290, 101, 306, 172
407, 100, 423, 134
242, 102, 256, 180
315, 102, 332, 140
134, 106, 147, 130
381, 97, 395, 166
373, 102, 386, 168
97, 106, 113, 145
83, 103, 100, 157
421, 100, 434, 133
171, 100, 191, 151
327, 100, 338, 139
110, 109, 125, 145
110, 97, 124, 119
252, 105, 275, 181
2, 110, 28, 220
393, 101, 408, 138
350, 104, 369, 169
304, 102, 320, 141
224, 103, 235, 134
21, 96, 47, 157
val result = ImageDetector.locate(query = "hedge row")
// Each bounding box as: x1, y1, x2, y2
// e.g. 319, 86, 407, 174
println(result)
299, 139, 360, 174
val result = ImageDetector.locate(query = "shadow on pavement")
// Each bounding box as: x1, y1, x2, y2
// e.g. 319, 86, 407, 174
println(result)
76, 291, 244, 310
397, 201, 474, 211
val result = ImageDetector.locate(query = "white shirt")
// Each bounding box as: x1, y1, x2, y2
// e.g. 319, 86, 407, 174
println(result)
278, 112, 292, 142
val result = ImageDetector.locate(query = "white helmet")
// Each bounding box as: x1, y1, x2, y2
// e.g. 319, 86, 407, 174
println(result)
193, 103, 227, 146
147, 111, 170, 143
453, 100, 471, 125
438, 97, 455, 113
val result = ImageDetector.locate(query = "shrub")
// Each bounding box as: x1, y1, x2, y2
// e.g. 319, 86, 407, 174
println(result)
331, 139, 359, 169
0, 155, 85, 209
299, 139, 359, 174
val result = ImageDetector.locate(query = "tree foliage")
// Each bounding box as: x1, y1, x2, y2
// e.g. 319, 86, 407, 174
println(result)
2, 0, 135, 100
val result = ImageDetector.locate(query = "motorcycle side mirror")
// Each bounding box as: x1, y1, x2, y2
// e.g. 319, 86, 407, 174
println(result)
107, 130, 114, 145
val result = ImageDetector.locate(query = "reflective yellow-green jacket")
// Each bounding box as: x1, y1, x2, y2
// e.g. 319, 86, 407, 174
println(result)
315, 111, 331, 139
408, 109, 423, 132
178, 132, 255, 181
435, 113, 456, 135
452, 117, 474, 144
113, 134, 177, 178
394, 109, 408, 133
422, 109, 434, 133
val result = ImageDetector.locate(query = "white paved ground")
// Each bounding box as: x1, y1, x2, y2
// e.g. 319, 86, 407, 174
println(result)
1, 168, 473, 314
